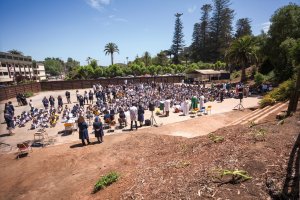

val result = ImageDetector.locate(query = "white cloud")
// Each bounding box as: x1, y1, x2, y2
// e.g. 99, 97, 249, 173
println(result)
114, 18, 128, 22
86, 0, 111, 11
262, 22, 271, 32
188, 5, 197, 13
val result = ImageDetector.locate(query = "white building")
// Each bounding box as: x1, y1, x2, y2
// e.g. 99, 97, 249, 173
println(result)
33, 62, 46, 81
0, 52, 34, 84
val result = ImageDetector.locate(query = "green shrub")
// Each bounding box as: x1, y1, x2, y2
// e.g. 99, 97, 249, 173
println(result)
254, 72, 265, 85
24, 91, 34, 98
230, 70, 240, 79
269, 79, 295, 101
259, 79, 295, 108
93, 172, 119, 194
259, 95, 276, 108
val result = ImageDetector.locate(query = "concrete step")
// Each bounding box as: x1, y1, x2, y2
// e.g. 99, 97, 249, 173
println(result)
254, 102, 287, 123
240, 102, 284, 125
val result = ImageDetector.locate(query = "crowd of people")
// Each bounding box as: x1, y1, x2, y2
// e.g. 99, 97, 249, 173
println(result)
3, 81, 246, 146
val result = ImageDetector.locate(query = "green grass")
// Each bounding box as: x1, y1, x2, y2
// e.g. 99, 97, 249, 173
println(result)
93, 172, 119, 194
208, 133, 224, 143
24, 91, 34, 98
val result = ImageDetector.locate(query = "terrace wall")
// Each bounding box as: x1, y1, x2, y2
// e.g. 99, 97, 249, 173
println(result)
0, 76, 184, 101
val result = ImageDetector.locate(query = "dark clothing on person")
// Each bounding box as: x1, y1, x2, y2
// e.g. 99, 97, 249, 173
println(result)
58, 96, 63, 107
42, 98, 49, 109
138, 107, 144, 126
65, 91, 71, 104
49, 97, 55, 107
78, 122, 90, 145
93, 121, 104, 143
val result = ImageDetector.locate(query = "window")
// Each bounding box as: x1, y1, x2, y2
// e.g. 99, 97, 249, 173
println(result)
3, 72, 8, 75
1, 64, 6, 67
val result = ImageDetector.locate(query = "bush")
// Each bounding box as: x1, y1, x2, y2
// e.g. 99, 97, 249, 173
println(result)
254, 72, 265, 85
93, 172, 119, 194
259, 79, 295, 108
269, 79, 295, 101
230, 70, 240, 79
24, 91, 34, 98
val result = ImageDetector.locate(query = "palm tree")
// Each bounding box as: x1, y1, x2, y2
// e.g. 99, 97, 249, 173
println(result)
225, 35, 257, 82
104, 43, 119, 65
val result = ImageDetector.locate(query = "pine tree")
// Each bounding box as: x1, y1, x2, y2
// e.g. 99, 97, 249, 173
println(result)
199, 4, 212, 61
235, 18, 252, 38
171, 13, 184, 64
190, 4, 212, 62
190, 22, 201, 62
209, 0, 234, 61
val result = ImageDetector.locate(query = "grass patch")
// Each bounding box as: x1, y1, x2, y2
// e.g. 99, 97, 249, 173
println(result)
208, 133, 224, 143
251, 128, 267, 142
24, 91, 34, 98
213, 169, 252, 184
93, 172, 119, 194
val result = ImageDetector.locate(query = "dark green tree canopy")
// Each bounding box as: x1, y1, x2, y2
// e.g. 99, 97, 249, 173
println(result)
235, 18, 252, 38
171, 13, 185, 64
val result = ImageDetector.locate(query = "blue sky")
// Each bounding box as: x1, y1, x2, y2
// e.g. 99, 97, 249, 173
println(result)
0, 0, 298, 66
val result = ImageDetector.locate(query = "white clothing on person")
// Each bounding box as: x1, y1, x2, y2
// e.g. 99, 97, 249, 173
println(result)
182, 100, 189, 116
199, 95, 205, 109
129, 106, 138, 121
164, 99, 171, 112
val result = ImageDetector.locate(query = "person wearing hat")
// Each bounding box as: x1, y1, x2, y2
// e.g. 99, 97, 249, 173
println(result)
93, 116, 104, 143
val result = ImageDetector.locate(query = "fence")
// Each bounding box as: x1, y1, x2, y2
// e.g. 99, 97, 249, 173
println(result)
0, 76, 184, 101
0, 82, 41, 101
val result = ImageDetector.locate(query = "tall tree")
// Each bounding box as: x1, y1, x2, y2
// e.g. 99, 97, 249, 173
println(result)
190, 23, 201, 62
143, 51, 151, 66
209, 0, 234, 61
199, 4, 212, 61
66, 57, 80, 73
104, 43, 119, 66
86, 57, 92, 65
171, 13, 184, 64
225, 35, 257, 82
235, 18, 252, 38
265, 3, 300, 82
287, 39, 300, 115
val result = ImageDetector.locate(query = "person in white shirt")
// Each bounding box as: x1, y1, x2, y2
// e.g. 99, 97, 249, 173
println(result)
164, 97, 171, 117
129, 103, 138, 131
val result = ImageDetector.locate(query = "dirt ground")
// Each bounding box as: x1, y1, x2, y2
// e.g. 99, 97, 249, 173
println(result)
0, 105, 299, 199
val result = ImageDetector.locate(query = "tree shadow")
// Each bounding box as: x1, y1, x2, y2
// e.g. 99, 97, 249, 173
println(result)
270, 133, 299, 199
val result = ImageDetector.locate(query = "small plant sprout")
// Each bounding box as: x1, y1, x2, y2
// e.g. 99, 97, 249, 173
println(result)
93, 172, 119, 194
208, 133, 224, 143
214, 169, 252, 184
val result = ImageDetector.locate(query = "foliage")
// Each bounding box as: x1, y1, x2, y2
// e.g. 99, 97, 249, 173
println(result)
104, 43, 119, 66
65, 57, 80, 73
213, 169, 252, 184
259, 79, 295, 108
208, 133, 224, 143
209, 0, 234, 61
235, 18, 252, 38
44, 58, 64, 76
171, 13, 184, 64
269, 79, 295, 101
259, 95, 276, 108
8, 49, 23, 55
191, 4, 212, 62
265, 3, 300, 82
254, 72, 265, 85
225, 35, 258, 82
24, 91, 34, 98
93, 172, 119, 194
251, 128, 267, 142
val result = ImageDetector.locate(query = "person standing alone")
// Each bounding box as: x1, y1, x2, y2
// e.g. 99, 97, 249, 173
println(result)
129, 103, 138, 131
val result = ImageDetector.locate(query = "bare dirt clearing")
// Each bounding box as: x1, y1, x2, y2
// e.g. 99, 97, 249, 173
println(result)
0, 108, 299, 200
